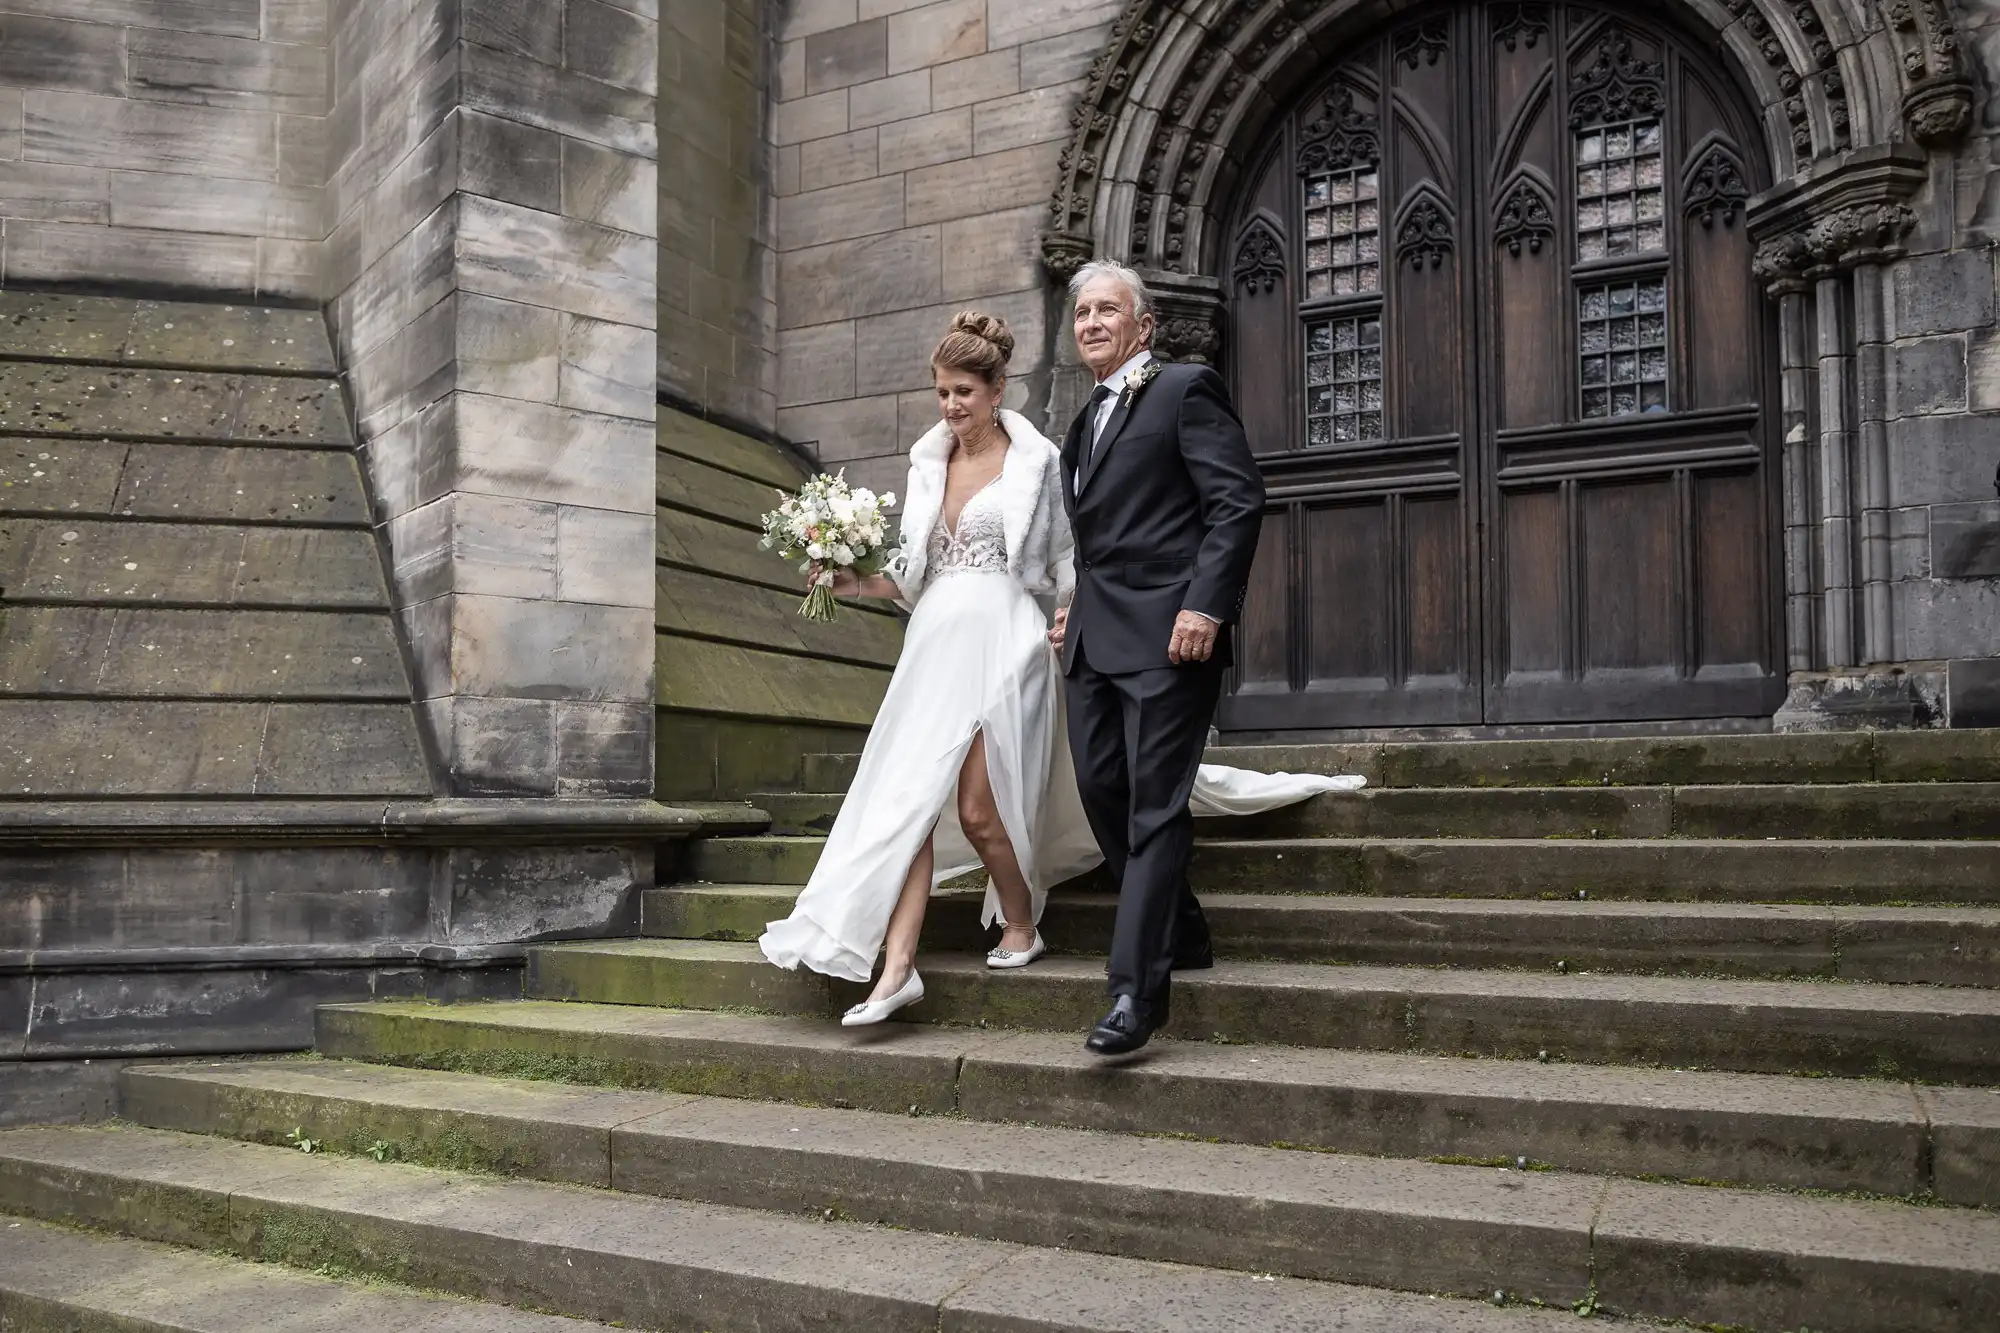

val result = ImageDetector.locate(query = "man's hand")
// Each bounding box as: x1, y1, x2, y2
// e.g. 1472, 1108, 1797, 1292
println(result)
1168, 610, 1218, 665
1048, 607, 1068, 651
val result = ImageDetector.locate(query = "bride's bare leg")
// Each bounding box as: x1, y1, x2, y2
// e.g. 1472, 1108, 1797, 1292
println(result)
870, 834, 933, 1002
957, 732, 1037, 952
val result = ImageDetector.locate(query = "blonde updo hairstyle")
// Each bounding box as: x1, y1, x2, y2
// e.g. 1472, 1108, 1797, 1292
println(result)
931, 311, 1015, 386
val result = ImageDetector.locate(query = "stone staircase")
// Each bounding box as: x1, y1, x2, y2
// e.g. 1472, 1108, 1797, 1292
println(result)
5, 731, 2000, 1331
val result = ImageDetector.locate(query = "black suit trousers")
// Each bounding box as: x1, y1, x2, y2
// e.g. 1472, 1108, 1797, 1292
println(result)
1064, 639, 1222, 1005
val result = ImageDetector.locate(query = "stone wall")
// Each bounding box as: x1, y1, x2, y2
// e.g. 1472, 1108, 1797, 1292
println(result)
0, 0, 327, 298
769, 0, 1121, 498
326, 0, 662, 797
659, 0, 777, 436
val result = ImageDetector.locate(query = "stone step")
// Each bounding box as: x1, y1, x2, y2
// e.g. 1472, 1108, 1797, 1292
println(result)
688, 834, 2000, 904
747, 782, 2000, 840
803, 729, 2000, 792
0, 362, 349, 447
0, 1213, 612, 1331
0, 1124, 1584, 1333
526, 940, 2000, 1084
0, 291, 337, 374
108, 1061, 2000, 1333
642, 884, 2000, 985
315, 1000, 2000, 1204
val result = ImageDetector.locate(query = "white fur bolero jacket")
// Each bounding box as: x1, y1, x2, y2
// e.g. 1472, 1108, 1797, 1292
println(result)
887, 409, 1075, 615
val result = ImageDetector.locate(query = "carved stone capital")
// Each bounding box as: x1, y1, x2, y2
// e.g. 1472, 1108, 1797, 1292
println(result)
1040, 231, 1095, 283
1144, 271, 1225, 365
1745, 146, 1927, 291
1903, 75, 1975, 149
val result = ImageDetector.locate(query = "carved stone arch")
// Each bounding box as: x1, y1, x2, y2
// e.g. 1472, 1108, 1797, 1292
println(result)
1492, 167, 1557, 257
1682, 130, 1753, 229
1880, 0, 1976, 146
1393, 182, 1456, 270
1041, 0, 1918, 285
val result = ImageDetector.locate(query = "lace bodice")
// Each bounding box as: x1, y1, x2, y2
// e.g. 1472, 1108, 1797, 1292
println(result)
925, 479, 1008, 578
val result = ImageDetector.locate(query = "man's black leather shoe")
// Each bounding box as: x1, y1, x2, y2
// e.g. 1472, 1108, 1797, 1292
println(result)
1086, 994, 1161, 1055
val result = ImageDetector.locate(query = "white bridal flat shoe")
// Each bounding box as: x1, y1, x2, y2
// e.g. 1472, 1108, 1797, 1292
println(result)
841, 969, 924, 1026
987, 929, 1047, 970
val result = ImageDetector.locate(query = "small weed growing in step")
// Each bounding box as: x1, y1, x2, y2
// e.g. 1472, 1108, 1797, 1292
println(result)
284, 1127, 320, 1154
368, 1140, 398, 1163
1571, 1285, 1600, 1316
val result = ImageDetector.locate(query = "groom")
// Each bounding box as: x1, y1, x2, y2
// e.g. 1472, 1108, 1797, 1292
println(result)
1051, 261, 1266, 1055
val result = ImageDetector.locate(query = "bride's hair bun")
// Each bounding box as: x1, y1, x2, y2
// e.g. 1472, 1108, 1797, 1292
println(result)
932, 311, 1013, 385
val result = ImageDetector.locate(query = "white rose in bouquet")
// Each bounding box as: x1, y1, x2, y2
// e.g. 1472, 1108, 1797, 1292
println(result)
759, 471, 903, 621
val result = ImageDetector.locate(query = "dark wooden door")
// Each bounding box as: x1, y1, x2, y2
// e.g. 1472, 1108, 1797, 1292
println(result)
1219, 3, 1784, 732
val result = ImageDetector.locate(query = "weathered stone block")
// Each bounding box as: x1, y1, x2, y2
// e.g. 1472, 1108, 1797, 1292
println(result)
556, 701, 654, 795
457, 292, 563, 403
905, 140, 1062, 225
1933, 501, 2000, 579
561, 313, 656, 419
462, 0, 564, 64
1894, 576, 2000, 661
657, 633, 889, 726
448, 594, 655, 701
776, 394, 901, 464
971, 83, 1078, 156
942, 204, 1044, 301
2, 220, 261, 294
1020, 25, 1105, 89
805, 17, 887, 95
876, 106, 971, 173
453, 391, 655, 514
851, 289, 1044, 395
564, 0, 660, 95
458, 194, 655, 328
847, 68, 931, 129
562, 137, 657, 237
458, 109, 564, 214
777, 173, 904, 249
0, 518, 389, 608
1886, 412, 2000, 508
0, 15, 129, 98
432, 694, 558, 794
1889, 335, 1969, 417
656, 449, 785, 526
775, 88, 849, 146
127, 27, 330, 115
797, 125, 880, 193
0, 161, 112, 225
657, 409, 804, 489
657, 564, 902, 667
779, 227, 942, 327
1894, 247, 1998, 337
461, 41, 656, 158
887, 0, 985, 77
23, 89, 276, 180
557, 505, 656, 608
778, 322, 858, 406
985, 0, 1122, 49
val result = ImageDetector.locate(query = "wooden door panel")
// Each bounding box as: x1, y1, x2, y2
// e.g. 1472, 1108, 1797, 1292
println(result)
1580, 478, 1678, 671
1307, 501, 1390, 686
1501, 485, 1565, 678
1693, 469, 1768, 671
1236, 510, 1293, 694
1403, 493, 1465, 681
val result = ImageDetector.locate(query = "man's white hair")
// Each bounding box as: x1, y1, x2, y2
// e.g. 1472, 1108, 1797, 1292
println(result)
1068, 260, 1152, 318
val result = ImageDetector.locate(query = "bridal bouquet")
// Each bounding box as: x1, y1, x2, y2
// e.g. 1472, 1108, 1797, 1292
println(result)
760, 471, 900, 622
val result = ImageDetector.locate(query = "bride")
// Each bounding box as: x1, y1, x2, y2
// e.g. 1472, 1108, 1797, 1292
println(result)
758, 312, 1361, 1025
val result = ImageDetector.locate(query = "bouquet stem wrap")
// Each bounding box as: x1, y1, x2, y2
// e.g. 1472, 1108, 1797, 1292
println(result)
760, 471, 901, 623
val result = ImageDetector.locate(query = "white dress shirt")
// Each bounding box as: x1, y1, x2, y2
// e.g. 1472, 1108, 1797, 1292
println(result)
1091, 349, 1153, 448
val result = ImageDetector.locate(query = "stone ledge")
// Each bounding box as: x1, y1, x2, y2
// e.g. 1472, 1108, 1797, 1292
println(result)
0, 798, 769, 847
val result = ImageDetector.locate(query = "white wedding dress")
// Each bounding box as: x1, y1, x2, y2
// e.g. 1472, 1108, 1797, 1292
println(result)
758, 423, 1364, 985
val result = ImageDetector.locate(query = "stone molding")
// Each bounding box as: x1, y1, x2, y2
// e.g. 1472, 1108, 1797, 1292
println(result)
1883, 0, 1975, 147
1147, 271, 1227, 365
1039, 0, 1921, 287
1746, 144, 1929, 289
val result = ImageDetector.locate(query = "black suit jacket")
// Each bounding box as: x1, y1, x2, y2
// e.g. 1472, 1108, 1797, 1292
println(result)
1060, 361, 1266, 676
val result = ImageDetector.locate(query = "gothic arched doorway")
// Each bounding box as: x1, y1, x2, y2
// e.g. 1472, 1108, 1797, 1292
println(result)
1218, 3, 1784, 731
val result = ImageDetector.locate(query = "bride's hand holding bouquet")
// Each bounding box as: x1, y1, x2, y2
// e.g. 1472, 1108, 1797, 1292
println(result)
760, 471, 903, 621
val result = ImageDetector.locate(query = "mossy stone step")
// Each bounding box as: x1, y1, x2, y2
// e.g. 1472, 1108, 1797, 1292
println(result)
312, 1002, 2000, 1203
800, 729, 2000, 793
526, 940, 2000, 1084
111, 1060, 2000, 1333
746, 782, 2000, 840
0, 1124, 1587, 1333
643, 883, 2000, 985
0, 291, 336, 373
0, 1214, 613, 1331
686, 834, 2000, 904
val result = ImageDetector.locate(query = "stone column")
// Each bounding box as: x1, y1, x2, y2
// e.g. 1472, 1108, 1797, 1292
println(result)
328, 0, 661, 798
1813, 272, 1857, 669
1851, 260, 1895, 664
1774, 285, 1818, 672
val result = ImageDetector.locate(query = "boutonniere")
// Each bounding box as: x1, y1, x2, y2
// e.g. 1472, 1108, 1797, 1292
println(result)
1121, 359, 1163, 408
